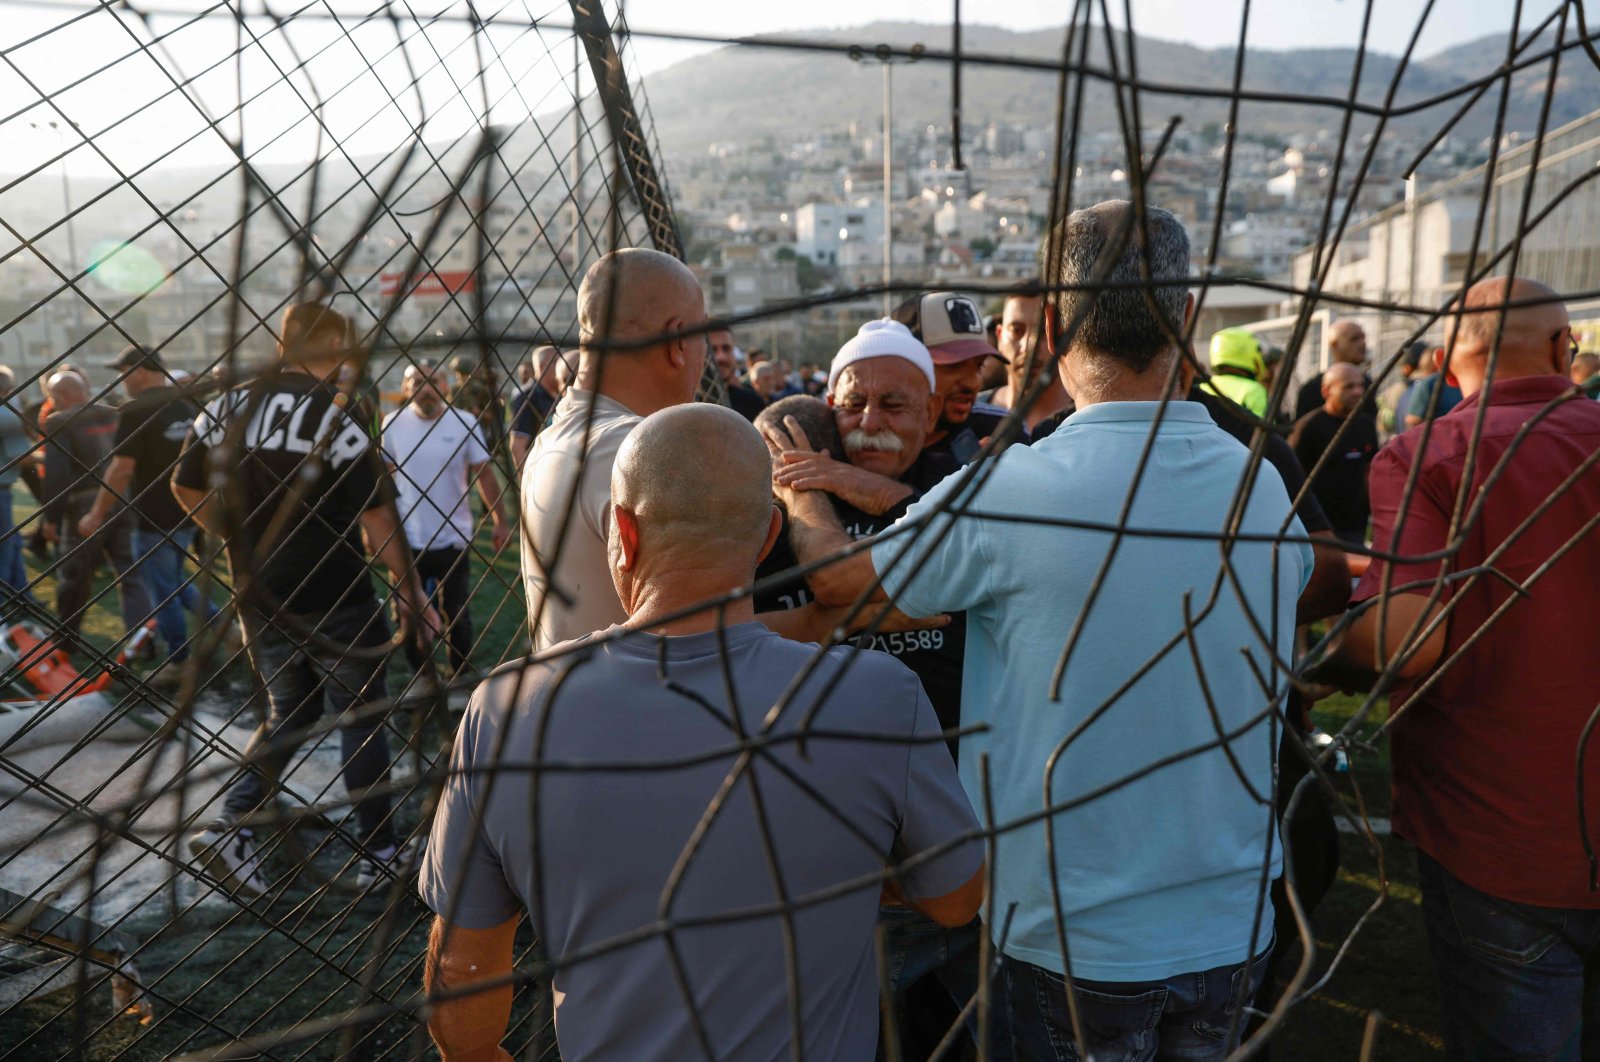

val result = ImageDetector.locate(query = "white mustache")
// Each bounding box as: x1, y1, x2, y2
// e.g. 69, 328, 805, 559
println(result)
843, 429, 904, 454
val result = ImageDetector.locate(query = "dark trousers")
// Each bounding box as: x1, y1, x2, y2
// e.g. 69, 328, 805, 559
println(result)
56, 502, 154, 642
1419, 851, 1600, 1061
1004, 949, 1270, 1062
225, 603, 396, 849
878, 906, 1012, 1059
403, 546, 473, 673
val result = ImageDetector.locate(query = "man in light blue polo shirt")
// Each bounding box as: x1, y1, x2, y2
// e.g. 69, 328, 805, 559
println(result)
776, 201, 1310, 1059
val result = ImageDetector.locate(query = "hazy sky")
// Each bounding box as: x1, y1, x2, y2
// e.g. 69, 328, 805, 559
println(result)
3, 0, 1539, 181
622, 0, 1523, 75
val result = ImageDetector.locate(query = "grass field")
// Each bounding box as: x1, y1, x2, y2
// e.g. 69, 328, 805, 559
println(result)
0, 494, 1445, 1059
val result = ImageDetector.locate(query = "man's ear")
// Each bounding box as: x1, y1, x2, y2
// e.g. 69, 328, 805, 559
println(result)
1041, 302, 1060, 360
924, 392, 945, 433
755, 505, 783, 567
613, 505, 641, 572
662, 317, 688, 368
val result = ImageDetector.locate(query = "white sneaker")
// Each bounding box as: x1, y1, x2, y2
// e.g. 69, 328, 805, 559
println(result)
188, 823, 267, 898
355, 835, 423, 891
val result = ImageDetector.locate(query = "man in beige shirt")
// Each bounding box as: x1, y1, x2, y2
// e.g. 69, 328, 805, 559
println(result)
521, 249, 706, 652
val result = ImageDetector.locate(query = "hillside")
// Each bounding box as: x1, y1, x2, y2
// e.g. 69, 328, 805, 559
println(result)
640, 21, 1600, 153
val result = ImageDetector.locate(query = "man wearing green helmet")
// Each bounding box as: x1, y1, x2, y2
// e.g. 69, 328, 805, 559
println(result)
1199, 328, 1269, 417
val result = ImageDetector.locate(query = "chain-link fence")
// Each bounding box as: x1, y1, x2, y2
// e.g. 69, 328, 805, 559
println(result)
3, 0, 1599, 1060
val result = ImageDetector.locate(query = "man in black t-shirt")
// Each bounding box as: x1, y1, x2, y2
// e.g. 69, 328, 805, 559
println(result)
172, 303, 440, 899
756, 320, 1006, 1058
78, 344, 213, 671
1290, 362, 1379, 546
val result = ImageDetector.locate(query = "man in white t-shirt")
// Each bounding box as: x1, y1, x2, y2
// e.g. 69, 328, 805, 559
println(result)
383, 360, 509, 679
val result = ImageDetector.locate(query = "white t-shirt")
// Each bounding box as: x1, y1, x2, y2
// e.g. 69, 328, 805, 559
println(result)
520, 388, 640, 652
381, 404, 491, 552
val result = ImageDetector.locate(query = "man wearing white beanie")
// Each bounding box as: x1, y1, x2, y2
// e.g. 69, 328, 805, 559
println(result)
758, 318, 1007, 1058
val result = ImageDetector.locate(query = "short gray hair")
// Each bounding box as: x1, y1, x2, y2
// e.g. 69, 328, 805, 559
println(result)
1047, 200, 1191, 374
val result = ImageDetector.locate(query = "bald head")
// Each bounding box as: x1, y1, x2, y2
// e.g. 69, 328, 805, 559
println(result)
1572, 352, 1599, 386
578, 249, 704, 354
1321, 361, 1366, 416
47, 371, 88, 409
611, 404, 774, 590
1329, 321, 1367, 366
1440, 277, 1569, 395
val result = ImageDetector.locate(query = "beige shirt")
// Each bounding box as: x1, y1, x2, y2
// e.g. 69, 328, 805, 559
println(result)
520, 388, 641, 652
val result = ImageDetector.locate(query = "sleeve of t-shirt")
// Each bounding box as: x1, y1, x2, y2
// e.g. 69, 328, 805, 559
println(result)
891, 671, 984, 901
419, 697, 521, 930
871, 470, 992, 619
173, 399, 224, 493
577, 420, 636, 540
463, 415, 491, 466
1351, 440, 1449, 604
510, 391, 540, 439
111, 402, 143, 456
1261, 432, 1331, 534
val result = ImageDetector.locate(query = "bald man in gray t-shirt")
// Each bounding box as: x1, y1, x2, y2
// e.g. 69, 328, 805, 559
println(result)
422, 404, 983, 1062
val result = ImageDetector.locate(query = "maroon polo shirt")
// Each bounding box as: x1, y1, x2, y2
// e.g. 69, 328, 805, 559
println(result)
1353, 374, 1600, 907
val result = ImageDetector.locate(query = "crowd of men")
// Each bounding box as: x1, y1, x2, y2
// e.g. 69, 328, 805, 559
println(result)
5, 194, 1598, 1061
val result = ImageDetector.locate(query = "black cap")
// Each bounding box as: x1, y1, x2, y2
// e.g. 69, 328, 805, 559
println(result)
1400, 341, 1427, 370
106, 344, 163, 372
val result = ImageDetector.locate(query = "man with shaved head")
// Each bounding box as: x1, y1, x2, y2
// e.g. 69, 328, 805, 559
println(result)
520, 248, 710, 651
1315, 276, 1600, 1059
508, 345, 564, 469
40, 367, 154, 644
1289, 360, 1379, 545
1294, 318, 1371, 419
422, 404, 984, 1062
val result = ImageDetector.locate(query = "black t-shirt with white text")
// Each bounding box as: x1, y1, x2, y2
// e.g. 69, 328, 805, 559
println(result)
755, 451, 967, 752
113, 385, 200, 533
174, 372, 392, 616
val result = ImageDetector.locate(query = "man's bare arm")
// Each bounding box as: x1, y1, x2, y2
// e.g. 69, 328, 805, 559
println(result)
171, 481, 222, 537
885, 865, 986, 928
1297, 531, 1354, 625
470, 460, 510, 551
424, 914, 518, 1062
1306, 591, 1446, 690
781, 487, 884, 608
359, 502, 443, 641
76, 455, 136, 538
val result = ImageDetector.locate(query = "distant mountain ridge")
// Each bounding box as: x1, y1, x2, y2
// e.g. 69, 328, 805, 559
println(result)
640, 21, 1598, 154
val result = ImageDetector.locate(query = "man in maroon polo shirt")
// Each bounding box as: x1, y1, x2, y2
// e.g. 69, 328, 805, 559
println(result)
1313, 275, 1600, 1060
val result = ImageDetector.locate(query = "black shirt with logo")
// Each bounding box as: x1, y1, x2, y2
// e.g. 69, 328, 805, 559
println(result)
1289, 407, 1378, 539
113, 385, 200, 533
174, 372, 392, 616
755, 450, 967, 752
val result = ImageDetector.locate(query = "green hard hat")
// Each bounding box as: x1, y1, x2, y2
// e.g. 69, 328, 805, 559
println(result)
1209, 329, 1266, 380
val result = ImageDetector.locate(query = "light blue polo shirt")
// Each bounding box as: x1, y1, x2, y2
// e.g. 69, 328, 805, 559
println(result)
873, 400, 1311, 983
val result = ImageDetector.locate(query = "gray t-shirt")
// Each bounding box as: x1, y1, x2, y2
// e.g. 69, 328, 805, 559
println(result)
420, 621, 982, 1062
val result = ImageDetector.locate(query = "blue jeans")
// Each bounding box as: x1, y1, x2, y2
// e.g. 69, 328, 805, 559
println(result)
879, 906, 1012, 1059
132, 528, 217, 661
0, 487, 34, 609
1003, 949, 1270, 1062
1418, 850, 1600, 1061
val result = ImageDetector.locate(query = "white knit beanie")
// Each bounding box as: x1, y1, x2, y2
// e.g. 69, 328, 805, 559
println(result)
827, 319, 936, 395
